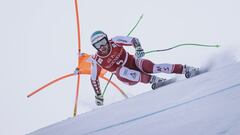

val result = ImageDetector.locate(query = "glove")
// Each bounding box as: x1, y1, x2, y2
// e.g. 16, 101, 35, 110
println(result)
132, 38, 145, 58
95, 94, 104, 106
135, 46, 145, 58
73, 68, 79, 75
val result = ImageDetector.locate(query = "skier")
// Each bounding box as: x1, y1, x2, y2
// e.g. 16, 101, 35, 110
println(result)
90, 31, 199, 106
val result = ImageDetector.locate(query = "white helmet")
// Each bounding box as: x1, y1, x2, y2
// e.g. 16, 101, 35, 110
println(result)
91, 31, 108, 47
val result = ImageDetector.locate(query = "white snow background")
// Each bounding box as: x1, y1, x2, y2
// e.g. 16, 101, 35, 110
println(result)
29, 60, 240, 135
0, 0, 240, 135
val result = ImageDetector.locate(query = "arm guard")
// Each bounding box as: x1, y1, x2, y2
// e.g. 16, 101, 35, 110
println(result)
91, 79, 101, 95
90, 57, 102, 95
131, 37, 142, 49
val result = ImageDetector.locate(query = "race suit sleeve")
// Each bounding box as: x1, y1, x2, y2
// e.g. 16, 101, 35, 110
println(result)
90, 57, 102, 95
111, 36, 140, 48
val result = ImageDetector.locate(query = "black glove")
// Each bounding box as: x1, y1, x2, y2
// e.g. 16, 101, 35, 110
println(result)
95, 94, 104, 106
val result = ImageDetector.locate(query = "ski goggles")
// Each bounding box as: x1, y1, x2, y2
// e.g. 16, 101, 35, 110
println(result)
93, 38, 108, 49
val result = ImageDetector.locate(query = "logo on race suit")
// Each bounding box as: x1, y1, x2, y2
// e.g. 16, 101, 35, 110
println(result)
106, 48, 123, 69
123, 68, 128, 76
130, 73, 137, 79
116, 60, 124, 65
97, 58, 103, 64
119, 67, 140, 82
156, 67, 170, 72
123, 68, 136, 79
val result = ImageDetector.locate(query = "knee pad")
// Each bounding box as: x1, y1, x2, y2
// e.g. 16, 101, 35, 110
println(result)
119, 67, 141, 82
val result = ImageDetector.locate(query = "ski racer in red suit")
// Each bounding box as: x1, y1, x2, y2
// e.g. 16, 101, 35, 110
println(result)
90, 31, 199, 106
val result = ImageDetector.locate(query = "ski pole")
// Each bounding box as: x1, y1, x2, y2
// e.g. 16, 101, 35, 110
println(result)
102, 73, 113, 96
145, 43, 220, 54
102, 14, 144, 96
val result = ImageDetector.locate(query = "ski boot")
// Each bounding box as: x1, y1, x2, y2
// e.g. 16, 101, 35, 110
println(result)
150, 75, 167, 90
183, 65, 200, 78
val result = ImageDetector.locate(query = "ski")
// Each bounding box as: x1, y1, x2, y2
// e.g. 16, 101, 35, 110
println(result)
185, 67, 209, 78
185, 68, 200, 78
151, 77, 177, 90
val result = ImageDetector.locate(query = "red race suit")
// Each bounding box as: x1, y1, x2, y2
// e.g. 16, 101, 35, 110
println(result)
90, 36, 183, 95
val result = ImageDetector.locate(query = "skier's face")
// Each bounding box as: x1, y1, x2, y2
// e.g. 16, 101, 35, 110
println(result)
93, 38, 110, 53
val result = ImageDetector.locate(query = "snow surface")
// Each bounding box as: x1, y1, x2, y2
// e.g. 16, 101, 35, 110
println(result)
28, 61, 240, 135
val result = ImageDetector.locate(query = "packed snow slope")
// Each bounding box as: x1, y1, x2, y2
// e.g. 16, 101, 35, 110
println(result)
29, 62, 240, 135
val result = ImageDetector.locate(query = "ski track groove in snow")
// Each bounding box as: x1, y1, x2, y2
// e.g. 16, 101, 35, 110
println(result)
83, 82, 240, 135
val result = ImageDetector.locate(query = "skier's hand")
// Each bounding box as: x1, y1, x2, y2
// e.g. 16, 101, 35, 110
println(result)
135, 46, 145, 58
95, 94, 104, 106
73, 68, 79, 75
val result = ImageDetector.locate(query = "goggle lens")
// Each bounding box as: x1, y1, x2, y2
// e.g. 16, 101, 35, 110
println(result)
93, 38, 108, 49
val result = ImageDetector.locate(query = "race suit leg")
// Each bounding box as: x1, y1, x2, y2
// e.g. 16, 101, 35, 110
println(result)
114, 54, 151, 85
115, 66, 151, 85
135, 58, 183, 74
